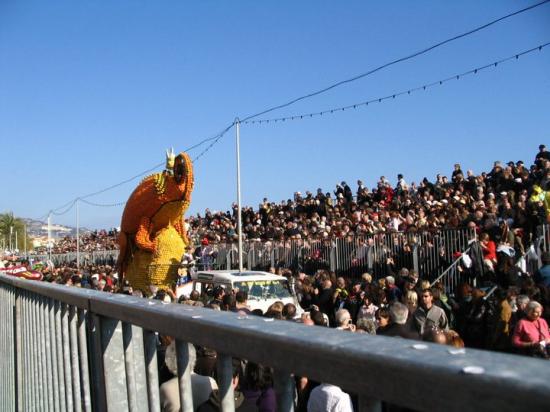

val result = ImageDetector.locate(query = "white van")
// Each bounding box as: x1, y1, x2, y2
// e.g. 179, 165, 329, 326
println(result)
191, 270, 302, 316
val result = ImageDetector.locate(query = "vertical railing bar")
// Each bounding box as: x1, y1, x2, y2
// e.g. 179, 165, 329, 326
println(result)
7, 285, 12, 412
143, 330, 161, 412
100, 317, 129, 410
40, 296, 54, 411
28, 291, 34, 412
21, 290, 27, 412
44, 296, 55, 412
78, 309, 92, 412
25, 291, 34, 410
1, 285, 4, 412
1, 285, 4, 411
69, 306, 83, 412
216, 354, 235, 412
0, 283, 3, 410
91, 314, 108, 411
30, 292, 39, 411
122, 322, 138, 412
129, 325, 149, 411
35, 294, 48, 411
15, 287, 22, 412
54, 300, 67, 412
62, 303, 75, 411
176, 340, 195, 412
46, 298, 60, 412
273, 369, 295, 412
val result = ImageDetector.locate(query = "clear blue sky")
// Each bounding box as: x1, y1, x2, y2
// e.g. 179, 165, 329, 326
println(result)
1, 1, 549, 229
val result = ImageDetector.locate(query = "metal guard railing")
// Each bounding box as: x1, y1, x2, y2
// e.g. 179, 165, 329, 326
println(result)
2, 274, 550, 411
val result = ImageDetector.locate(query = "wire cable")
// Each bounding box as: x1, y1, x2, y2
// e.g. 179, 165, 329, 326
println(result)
240, 0, 550, 123
51, 199, 78, 216
79, 198, 127, 208
243, 42, 550, 124
44, 123, 237, 210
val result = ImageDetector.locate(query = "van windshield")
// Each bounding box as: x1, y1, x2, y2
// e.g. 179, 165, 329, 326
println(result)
234, 280, 291, 300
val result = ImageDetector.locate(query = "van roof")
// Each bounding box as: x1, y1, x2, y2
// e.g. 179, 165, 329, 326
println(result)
192, 270, 287, 282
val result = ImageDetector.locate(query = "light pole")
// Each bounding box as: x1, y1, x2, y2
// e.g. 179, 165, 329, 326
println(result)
76, 199, 80, 270
9, 225, 13, 252
24, 224, 27, 259
47, 212, 52, 262
235, 118, 243, 272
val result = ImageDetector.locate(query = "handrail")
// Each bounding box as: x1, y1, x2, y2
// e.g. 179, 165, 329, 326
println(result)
2, 274, 550, 411
429, 244, 472, 287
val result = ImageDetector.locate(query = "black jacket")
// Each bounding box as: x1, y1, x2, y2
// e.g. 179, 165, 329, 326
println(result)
377, 322, 420, 340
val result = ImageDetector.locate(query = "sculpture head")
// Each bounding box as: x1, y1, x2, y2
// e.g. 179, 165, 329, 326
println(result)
173, 152, 194, 200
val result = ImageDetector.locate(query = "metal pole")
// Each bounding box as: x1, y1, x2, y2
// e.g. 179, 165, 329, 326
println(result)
143, 330, 161, 412
176, 340, 194, 412
15, 230, 18, 253
48, 212, 52, 263
216, 354, 235, 412
10, 225, 13, 252
77, 199, 80, 270
15, 288, 22, 412
24, 224, 27, 259
235, 118, 243, 272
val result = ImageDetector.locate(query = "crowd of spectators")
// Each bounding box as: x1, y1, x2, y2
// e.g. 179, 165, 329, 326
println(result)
189, 145, 550, 247
28, 145, 550, 266
33, 229, 119, 254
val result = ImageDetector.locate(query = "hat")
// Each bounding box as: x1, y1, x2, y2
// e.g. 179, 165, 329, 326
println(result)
201, 238, 209, 246
213, 285, 225, 296
539, 144, 546, 150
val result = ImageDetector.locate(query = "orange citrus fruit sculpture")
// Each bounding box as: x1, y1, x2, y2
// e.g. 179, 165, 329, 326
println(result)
117, 149, 194, 293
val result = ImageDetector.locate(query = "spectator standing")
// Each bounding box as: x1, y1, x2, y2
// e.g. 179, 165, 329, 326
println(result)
413, 289, 449, 336
512, 301, 550, 358
378, 302, 419, 340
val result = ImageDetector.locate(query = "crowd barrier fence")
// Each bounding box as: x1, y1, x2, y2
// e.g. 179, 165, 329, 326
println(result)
2, 274, 550, 412
208, 228, 477, 281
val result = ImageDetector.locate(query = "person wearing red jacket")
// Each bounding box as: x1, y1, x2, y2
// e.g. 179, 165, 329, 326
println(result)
480, 232, 497, 273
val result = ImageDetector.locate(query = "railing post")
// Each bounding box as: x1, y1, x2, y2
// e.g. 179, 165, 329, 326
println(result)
176, 340, 195, 412
226, 250, 232, 270
15, 287, 22, 412
412, 244, 419, 274
69, 306, 83, 412
78, 309, 93, 412
273, 369, 295, 412
100, 317, 129, 409
216, 354, 235, 412
47, 298, 61, 412
55, 300, 68, 412
143, 330, 161, 412
122, 323, 149, 412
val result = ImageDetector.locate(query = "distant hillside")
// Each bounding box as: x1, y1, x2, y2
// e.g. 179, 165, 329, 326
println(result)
21, 218, 92, 240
